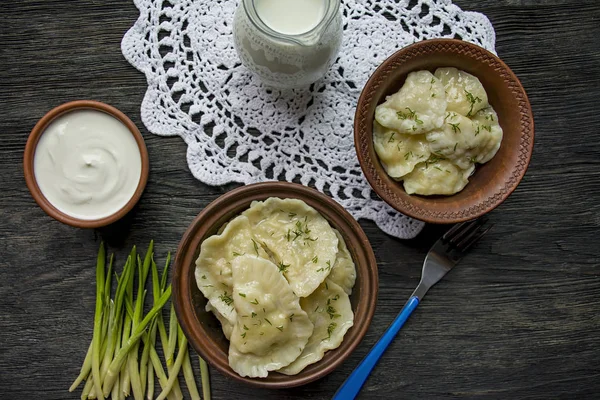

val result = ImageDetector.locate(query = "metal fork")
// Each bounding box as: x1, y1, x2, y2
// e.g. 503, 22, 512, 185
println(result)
333, 217, 493, 400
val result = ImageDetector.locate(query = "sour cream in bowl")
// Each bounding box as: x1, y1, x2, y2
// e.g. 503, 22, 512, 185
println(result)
24, 101, 149, 228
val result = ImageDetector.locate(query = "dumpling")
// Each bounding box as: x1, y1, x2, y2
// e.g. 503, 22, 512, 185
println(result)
228, 255, 313, 378
375, 70, 447, 135
206, 302, 233, 340
435, 67, 489, 117
278, 280, 354, 375
241, 198, 339, 298
195, 215, 256, 325
426, 112, 477, 170
327, 230, 356, 296
402, 159, 475, 196
427, 111, 501, 170
470, 107, 503, 164
373, 121, 431, 178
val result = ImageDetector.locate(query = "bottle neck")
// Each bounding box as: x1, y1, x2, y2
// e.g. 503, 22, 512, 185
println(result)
243, 0, 340, 46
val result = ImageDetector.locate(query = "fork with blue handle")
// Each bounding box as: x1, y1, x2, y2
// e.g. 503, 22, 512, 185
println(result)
333, 217, 493, 400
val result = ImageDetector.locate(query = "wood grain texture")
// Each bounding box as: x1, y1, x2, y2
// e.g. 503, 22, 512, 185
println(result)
1, 0, 599, 399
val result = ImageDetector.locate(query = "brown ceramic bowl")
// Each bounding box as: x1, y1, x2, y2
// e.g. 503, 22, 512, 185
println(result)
355, 39, 534, 224
23, 100, 149, 228
173, 182, 378, 388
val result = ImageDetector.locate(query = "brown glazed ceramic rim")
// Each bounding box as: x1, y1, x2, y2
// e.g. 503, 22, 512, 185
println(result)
355, 39, 535, 224
173, 182, 379, 388
23, 100, 150, 228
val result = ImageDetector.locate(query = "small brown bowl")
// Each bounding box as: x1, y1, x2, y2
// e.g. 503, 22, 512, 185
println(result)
24, 100, 149, 228
355, 39, 534, 224
173, 182, 378, 388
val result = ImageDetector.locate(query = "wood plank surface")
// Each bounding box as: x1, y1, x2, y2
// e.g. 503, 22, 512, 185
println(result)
1, 0, 599, 399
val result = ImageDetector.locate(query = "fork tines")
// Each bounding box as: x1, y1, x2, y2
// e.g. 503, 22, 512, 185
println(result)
443, 217, 493, 252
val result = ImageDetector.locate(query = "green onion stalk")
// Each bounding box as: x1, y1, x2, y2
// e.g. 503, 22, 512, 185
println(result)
91, 243, 106, 400
69, 242, 211, 400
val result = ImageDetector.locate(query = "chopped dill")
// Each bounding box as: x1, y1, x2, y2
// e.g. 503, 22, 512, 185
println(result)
277, 261, 290, 273
449, 122, 461, 133
465, 89, 482, 117
219, 292, 233, 306
323, 322, 337, 341
326, 304, 341, 320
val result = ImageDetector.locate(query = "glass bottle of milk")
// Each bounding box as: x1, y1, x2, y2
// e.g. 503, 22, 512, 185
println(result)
233, 0, 343, 89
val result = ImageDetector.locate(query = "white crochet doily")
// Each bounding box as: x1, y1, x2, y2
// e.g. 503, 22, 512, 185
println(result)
122, 0, 496, 239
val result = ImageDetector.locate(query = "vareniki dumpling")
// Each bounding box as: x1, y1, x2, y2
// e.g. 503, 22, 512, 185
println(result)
373, 121, 431, 178
402, 159, 475, 196
278, 279, 353, 375
470, 107, 503, 164
195, 215, 256, 326
435, 67, 489, 117
228, 255, 313, 378
242, 198, 339, 298
375, 70, 447, 134
327, 230, 357, 296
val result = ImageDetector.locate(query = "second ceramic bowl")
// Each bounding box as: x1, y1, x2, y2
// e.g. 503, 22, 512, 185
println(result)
355, 39, 535, 224
172, 182, 378, 388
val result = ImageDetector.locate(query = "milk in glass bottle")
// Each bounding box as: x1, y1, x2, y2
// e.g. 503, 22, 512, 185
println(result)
233, 0, 343, 89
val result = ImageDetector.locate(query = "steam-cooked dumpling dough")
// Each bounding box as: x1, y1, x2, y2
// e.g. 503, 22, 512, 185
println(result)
427, 112, 480, 170
242, 198, 339, 298
435, 67, 489, 117
375, 70, 446, 134
402, 160, 475, 196
206, 302, 233, 340
278, 280, 353, 375
373, 121, 431, 178
228, 255, 313, 378
327, 230, 356, 296
195, 215, 256, 325
427, 111, 502, 170
470, 107, 503, 164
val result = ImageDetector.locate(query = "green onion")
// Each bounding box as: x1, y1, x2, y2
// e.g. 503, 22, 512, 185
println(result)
181, 328, 201, 400
156, 326, 188, 400
92, 242, 106, 400
200, 357, 211, 400
71, 243, 210, 400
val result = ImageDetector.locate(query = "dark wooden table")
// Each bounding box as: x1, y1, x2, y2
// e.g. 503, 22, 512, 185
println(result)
2, 1, 599, 399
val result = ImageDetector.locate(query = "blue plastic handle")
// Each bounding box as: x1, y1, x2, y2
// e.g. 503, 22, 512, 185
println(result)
332, 296, 420, 400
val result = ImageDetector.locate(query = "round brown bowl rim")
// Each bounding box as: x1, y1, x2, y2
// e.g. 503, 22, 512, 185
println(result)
173, 182, 379, 388
23, 100, 150, 228
354, 38, 535, 224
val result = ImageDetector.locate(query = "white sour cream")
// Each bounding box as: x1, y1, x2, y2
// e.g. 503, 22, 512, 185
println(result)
33, 110, 142, 220
254, 0, 326, 35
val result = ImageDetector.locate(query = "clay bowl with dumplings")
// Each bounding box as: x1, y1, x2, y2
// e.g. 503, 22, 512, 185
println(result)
172, 182, 378, 388
355, 39, 534, 224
